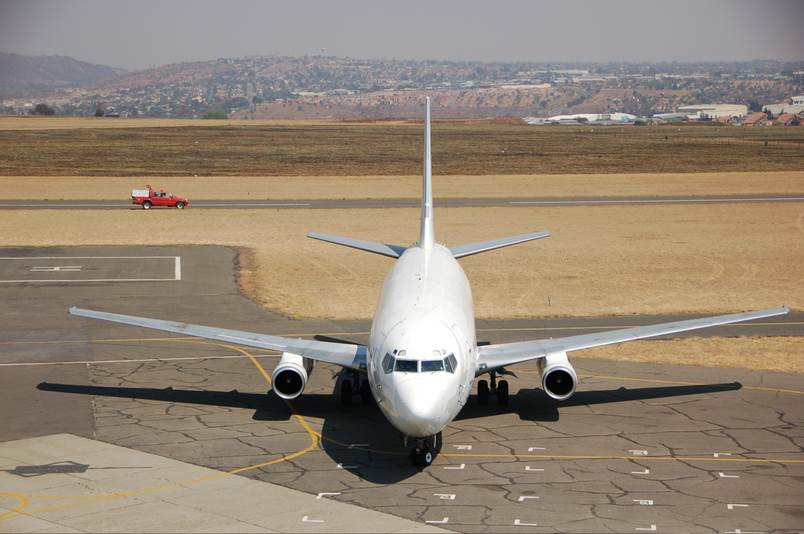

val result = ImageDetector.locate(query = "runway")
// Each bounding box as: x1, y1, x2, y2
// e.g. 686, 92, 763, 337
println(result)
0, 245, 802, 533
1, 194, 804, 209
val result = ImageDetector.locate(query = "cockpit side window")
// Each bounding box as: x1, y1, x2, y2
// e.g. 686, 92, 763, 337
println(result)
445, 353, 458, 373
421, 359, 444, 372
382, 353, 395, 374
394, 359, 418, 373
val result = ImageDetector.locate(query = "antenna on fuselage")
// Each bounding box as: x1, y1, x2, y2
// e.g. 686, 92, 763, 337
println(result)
418, 97, 434, 250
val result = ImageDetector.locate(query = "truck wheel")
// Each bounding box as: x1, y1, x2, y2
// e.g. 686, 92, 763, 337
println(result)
142, 201, 152, 210
176, 201, 185, 209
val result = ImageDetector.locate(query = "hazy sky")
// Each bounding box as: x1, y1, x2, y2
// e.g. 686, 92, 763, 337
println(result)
1, 0, 802, 69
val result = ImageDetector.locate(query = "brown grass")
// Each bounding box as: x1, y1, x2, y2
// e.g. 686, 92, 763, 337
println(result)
578, 336, 804, 375
1, 171, 803, 200
0, 122, 801, 176
1, 203, 801, 321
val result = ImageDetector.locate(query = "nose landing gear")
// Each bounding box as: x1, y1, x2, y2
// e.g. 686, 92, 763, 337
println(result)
408, 432, 441, 467
477, 369, 510, 406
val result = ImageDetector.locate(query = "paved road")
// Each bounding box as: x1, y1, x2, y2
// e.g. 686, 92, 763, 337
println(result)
1, 245, 801, 533
1, 194, 804, 210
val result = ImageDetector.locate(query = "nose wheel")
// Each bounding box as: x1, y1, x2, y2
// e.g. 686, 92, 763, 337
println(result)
477, 370, 509, 406
409, 433, 440, 467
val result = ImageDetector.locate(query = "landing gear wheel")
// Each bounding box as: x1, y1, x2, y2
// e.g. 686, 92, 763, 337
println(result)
340, 379, 353, 405
497, 379, 509, 406
412, 447, 434, 467
477, 379, 489, 405
176, 201, 185, 209
359, 380, 373, 405
142, 201, 152, 210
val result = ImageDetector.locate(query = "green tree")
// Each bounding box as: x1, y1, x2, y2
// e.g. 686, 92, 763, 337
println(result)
32, 103, 55, 116
202, 110, 227, 119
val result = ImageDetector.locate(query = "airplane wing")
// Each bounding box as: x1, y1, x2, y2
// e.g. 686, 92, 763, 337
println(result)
476, 306, 789, 374
69, 307, 367, 371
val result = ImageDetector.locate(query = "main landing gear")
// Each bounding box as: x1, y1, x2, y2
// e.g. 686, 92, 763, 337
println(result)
339, 371, 374, 405
476, 369, 509, 406
408, 433, 440, 467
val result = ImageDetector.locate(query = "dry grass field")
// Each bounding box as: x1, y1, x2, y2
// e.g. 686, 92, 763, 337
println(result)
0, 121, 802, 176
1, 171, 803, 200
2, 203, 801, 319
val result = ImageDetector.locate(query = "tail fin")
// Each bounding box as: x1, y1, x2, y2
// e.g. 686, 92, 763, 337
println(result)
419, 97, 434, 249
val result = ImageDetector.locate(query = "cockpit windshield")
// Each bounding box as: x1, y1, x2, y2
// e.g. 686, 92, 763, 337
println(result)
382, 352, 457, 374
394, 359, 418, 373
420, 360, 444, 372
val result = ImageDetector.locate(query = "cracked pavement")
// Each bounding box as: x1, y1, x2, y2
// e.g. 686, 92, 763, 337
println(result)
1, 245, 802, 533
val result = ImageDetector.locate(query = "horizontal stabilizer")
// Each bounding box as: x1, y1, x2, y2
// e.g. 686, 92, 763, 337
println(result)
450, 230, 550, 259
307, 231, 406, 258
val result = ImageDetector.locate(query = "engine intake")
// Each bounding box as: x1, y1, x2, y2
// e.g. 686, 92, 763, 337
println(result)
538, 351, 577, 401
271, 352, 313, 400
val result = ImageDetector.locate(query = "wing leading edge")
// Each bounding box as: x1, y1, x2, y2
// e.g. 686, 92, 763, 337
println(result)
69, 307, 366, 371
477, 306, 789, 374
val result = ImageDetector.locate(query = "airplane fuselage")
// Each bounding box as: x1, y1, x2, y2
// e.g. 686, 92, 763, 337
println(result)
367, 244, 477, 438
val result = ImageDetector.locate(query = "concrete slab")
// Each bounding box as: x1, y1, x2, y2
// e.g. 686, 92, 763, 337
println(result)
0, 434, 448, 533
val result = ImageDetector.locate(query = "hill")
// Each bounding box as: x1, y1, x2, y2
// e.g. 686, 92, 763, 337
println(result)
0, 52, 124, 97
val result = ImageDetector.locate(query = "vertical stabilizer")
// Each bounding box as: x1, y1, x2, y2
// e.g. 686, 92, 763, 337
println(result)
419, 97, 435, 249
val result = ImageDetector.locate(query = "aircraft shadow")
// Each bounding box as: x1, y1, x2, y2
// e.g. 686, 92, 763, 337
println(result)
37, 380, 741, 483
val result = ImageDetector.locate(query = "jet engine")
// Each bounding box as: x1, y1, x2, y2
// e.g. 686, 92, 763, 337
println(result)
271, 352, 313, 400
538, 351, 577, 401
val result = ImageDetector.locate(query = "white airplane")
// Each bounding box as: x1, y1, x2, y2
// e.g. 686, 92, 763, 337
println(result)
70, 98, 788, 467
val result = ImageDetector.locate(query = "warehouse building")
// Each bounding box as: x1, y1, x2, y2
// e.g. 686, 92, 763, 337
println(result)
676, 104, 748, 119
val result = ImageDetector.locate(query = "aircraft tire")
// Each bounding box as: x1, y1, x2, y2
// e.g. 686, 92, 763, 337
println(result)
340, 379, 353, 405
477, 379, 489, 405
497, 379, 509, 406
412, 447, 434, 467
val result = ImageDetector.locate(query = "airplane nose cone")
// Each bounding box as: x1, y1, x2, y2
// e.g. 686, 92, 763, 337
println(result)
392, 379, 449, 436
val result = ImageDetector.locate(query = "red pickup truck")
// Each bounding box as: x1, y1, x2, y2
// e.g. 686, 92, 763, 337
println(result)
131, 186, 189, 209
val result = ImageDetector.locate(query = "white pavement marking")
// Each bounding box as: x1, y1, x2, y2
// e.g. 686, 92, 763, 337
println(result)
524, 466, 544, 472
453, 444, 473, 450
348, 443, 369, 449
718, 472, 740, 478
635, 525, 657, 532
433, 493, 456, 500
317, 492, 341, 499
514, 519, 538, 527
425, 517, 449, 524
629, 450, 649, 456
714, 452, 733, 458
30, 266, 82, 272
631, 468, 651, 475
517, 496, 539, 502
443, 463, 465, 470
0, 354, 278, 367
724, 529, 764, 533
527, 447, 546, 452
336, 463, 358, 469
510, 196, 804, 206
633, 499, 654, 506
301, 516, 324, 523
727, 504, 749, 510
0, 255, 180, 283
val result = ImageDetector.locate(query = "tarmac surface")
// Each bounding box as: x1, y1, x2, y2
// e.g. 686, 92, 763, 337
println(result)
0, 245, 802, 533
1, 194, 804, 210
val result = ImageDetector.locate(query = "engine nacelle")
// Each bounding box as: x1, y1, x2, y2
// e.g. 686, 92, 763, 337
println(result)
538, 351, 577, 401
271, 352, 313, 400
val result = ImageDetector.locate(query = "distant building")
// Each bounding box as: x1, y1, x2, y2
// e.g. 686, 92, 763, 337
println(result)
742, 112, 768, 127
542, 112, 638, 124
763, 97, 804, 116
676, 104, 747, 119
772, 113, 800, 126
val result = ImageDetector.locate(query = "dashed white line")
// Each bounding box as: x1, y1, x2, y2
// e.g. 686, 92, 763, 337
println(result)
718, 472, 740, 479
726, 503, 749, 510
514, 519, 538, 527
443, 463, 465, 470
316, 492, 341, 499
635, 525, 657, 532
425, 517, 449, 524
517, 496, 539, 502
